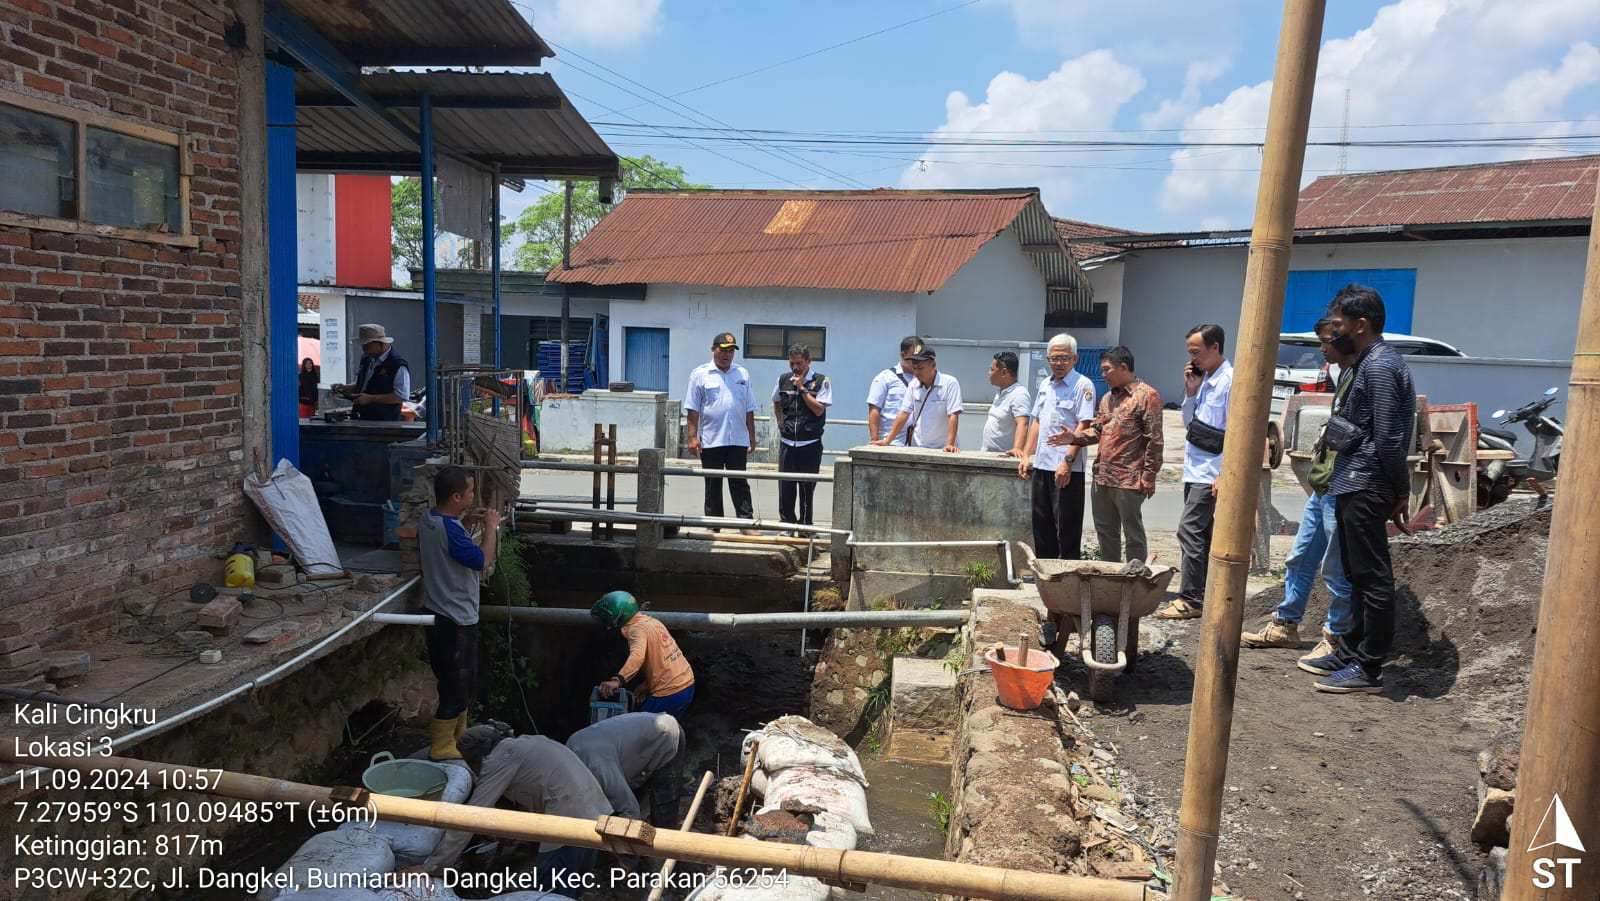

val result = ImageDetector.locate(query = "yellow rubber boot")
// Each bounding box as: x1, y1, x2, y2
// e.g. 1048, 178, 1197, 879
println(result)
429, 717, 463, 760
454, 710, 468, 740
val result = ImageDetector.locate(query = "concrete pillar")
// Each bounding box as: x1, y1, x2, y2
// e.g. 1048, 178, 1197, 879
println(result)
233, 0, 271, 540
636, 448, 665, 561
830, 457, 853, 588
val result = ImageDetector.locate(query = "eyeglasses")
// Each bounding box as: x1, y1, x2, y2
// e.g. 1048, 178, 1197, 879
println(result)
1047, 355, 1075, 363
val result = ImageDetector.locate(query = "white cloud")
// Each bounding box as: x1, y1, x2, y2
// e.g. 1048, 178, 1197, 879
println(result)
1159, 0, 1600, 227
520, 0, 664, 48
1141, 58, 1232, 131
899, 50, 1145, 209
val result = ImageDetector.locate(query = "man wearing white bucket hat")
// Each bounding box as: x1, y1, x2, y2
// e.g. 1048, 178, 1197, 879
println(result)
332, 322, 410, 421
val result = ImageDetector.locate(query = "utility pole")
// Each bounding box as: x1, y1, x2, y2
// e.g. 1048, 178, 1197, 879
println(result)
1337, 88, 1350, 175
560, 179, 573, 395
1172, 2, 1326, 899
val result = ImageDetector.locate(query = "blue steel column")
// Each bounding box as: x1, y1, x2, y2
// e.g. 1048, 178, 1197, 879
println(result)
265, 60, 299, 467
420, 93, 439, 446
492, 167, 502, 368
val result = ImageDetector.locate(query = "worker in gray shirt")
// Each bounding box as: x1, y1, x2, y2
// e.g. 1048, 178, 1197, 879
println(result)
422, 725, 611, 896
566, 712, 684, 827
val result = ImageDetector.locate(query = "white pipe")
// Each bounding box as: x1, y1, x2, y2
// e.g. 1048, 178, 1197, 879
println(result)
0, 576, 420, 790
518, 505, 851, 537
800, 535, 815, 655
846, 537, 1019, 586
376, 608, 970, 631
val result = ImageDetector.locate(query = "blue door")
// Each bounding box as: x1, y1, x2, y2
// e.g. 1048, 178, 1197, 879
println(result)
625, 327, 670, 392
1282, 269, 1416, 334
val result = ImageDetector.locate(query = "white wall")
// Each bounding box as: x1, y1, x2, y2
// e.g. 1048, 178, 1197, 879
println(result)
917, 224, 1049, 341
606, 285, 918, 418
499, 295, 612, 321
296, 175, 337, 285
1075, 258, 1124, 348
1117, 236, 1590, 402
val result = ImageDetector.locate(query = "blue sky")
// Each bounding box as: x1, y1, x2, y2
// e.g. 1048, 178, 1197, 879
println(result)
495, 0, 1600, 236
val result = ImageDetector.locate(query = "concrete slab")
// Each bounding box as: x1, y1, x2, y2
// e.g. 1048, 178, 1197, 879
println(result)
889, 655, 958, 733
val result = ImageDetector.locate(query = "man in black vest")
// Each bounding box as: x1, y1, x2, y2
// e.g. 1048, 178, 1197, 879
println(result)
333, 323, 411, 421
770, 343, 831, 526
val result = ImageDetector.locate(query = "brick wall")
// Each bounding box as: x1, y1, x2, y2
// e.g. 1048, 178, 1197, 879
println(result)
0, 0, 247, 650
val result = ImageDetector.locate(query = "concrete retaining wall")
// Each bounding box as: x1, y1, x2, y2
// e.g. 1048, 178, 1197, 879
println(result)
539, 390, 678, 454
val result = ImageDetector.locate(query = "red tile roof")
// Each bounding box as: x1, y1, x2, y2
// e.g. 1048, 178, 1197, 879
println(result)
545, 189, 1080, 294
1053, 217, 1147, 261
1296, 155, 1600, 229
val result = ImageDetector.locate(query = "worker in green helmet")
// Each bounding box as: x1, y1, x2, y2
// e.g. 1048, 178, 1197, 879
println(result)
591, 591, 696, 719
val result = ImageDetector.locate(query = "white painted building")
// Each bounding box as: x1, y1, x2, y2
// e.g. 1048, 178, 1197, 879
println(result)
546, 189, 1093, 414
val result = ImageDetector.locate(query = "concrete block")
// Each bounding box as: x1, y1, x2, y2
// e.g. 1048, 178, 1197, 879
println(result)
1471, 789, 1515, 846
0, 644, 42, 669
0, 659, 45, 683
196, 597, 242, 634
256, 565, 297, 588
243, 620, 305, 648
44, 652, 92, 682
0, 633, 37, 655
890, 655, 959, 734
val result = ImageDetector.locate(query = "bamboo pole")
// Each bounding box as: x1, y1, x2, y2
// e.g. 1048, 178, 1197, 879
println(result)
647, 770, 714, 901
3, 753, 1148, 901
727, 739, 760, 837
1501, 171, 1600, 899
1172, 3, 1325, 900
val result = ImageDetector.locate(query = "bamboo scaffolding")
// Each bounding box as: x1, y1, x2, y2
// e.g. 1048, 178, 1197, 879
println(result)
1501, 163, 1600, 899
4, 753, 1149, 901
647, 770, 714, 901
1171, 3, 1326, 900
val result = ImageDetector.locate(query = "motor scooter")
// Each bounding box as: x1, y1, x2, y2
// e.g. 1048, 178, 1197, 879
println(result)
1477, 386, 1563, 508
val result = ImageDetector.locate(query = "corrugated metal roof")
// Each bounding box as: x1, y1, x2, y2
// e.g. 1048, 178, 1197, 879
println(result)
1053, 217, 1148, 261
276, 0, 552, 66
1297, 155, 1600, 229
293, 70, 619, 181
544, 189, 1092, 310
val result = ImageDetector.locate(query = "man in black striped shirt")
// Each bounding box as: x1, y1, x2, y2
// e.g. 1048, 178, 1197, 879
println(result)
1299, 284, 1415, 694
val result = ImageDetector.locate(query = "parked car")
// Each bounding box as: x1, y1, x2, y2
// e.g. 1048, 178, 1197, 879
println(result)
1270, 331, 1463, 419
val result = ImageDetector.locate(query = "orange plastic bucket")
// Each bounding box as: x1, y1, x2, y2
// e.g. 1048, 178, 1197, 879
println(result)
984, 646, 1059, 710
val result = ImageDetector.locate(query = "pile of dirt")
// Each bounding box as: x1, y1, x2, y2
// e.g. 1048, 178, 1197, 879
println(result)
1108, 498, 1553, 901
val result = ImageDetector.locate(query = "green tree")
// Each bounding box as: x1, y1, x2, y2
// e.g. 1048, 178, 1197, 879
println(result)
511, 155, 706, 272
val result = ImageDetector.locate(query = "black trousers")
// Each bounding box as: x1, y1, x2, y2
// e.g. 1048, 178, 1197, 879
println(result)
425, 619, 479, 720
778, 440, 824, 524
1030, 469, 1086, 559
701, 444, 753, 520
1177, 482, 1217, 602
1336, 491, 1399, 675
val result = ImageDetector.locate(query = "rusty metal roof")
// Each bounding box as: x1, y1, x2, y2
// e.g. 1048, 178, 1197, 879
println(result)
293, 70, 618, 181
274, 0, 553, 66
545, 189, 1092, 311
1053, 217, 1151, 261
1296, 155, 1600, 229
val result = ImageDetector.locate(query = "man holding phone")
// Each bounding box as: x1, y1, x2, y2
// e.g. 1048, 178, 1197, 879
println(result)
1299, 285, 1415, 694
1155, 323, 1231, 620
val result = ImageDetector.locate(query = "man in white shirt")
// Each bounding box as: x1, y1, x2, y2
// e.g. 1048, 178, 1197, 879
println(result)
980, 351, 1031, 455
1018, 334, 1097, 559
872, 345, 962, 452
770, 343, 832, 526
684, 331, 758, 531
1155, 323, 1233, 620
865, 336, 923, 446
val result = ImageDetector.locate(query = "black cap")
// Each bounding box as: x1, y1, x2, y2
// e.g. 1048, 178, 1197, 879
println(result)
905, 345, 936, 361
712, 332, 739, 349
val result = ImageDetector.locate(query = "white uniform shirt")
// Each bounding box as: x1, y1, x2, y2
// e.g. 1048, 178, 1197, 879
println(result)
900, 372, 964, 450
769, 369, 834, 447
1181, 360, 1233, 485
684, 361, 757, 448
866, 365, 915, 445
1029, 370, 1097, 474
981, 382, 1032, 452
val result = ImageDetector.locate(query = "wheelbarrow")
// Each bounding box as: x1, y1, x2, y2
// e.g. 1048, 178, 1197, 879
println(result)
1018, 543, 1176, 703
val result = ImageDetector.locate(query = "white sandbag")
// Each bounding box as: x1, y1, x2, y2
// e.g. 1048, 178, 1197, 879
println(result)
487, 893, 575, 901
757, 766, 873, 835
273, 891, 383, 901
804, 811, 858, 851
742, 716, 866, 784
343, 759, 475, 866
688, 867, 830, 901
257, 828, 395, 899
374, 881, 460, 901
244, 458, 344, 576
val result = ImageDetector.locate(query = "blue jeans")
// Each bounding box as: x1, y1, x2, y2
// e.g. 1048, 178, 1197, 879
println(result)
642, 684, 694, 719
1274, 492, 1353, 634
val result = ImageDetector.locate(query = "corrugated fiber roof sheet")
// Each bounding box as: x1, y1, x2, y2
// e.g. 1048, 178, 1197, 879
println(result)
546, 189, 1088, 303
1296, 155, 1600, 229
277, 0, 552, 66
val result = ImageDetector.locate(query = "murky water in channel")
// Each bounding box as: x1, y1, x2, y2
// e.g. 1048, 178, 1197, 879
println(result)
857, 757, 951, 901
